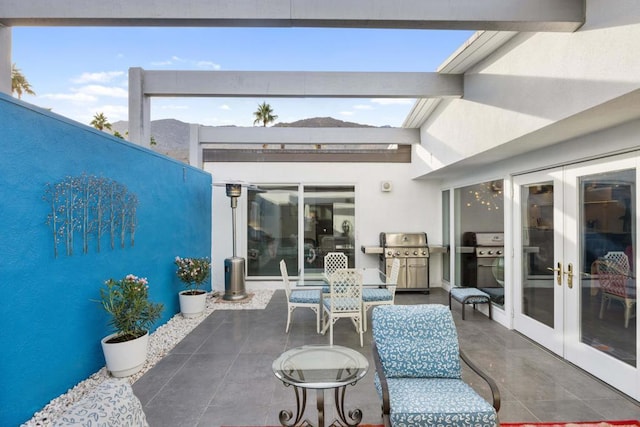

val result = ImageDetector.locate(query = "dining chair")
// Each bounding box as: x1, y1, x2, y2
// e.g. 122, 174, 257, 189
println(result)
324, 252, 348, 277
280, 260, 322, 333
362, 258, 400, 332
321, 268, 364, 347
597, 251, 636, 328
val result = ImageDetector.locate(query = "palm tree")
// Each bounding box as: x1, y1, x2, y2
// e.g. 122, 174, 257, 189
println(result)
253, 102, 278, 148
90, 112, 112, 131
11, 63, 35, 99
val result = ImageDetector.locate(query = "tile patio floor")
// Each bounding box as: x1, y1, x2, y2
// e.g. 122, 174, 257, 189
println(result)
133, 288, 640, 426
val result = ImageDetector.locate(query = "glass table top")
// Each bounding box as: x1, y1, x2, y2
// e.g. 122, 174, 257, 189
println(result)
272, 345, 369, 389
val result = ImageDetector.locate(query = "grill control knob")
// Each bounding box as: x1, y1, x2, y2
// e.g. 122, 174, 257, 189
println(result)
404, 250, 410, 256
487, 250, 494, 255
422, 250, 427, 256
387, 250, 393, 256
496, 250, 503, 255
478, 250, 485, 255
413, 250, 418, 256
395, 251, 401, 257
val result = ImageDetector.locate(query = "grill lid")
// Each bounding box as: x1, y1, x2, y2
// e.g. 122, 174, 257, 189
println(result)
380, 232, 428, 248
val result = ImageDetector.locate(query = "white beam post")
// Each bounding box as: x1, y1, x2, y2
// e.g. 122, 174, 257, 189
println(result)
0, 25, 11, 95
128, 67, 150, 146
189, 124, 202, 167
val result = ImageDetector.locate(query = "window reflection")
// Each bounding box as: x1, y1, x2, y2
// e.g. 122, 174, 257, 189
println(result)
247, 186, 298, 277
454, 180, 505, 306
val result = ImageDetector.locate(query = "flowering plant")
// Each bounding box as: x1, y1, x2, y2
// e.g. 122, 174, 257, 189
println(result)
99, 274, 164, 343
174, 256, 211, 294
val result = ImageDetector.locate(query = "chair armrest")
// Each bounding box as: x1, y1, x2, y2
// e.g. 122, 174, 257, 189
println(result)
372, 341, 392, 427
460, 349, 501, 412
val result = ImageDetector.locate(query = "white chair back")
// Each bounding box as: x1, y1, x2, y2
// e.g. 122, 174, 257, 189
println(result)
387, 258, 401, 285
324, 252, 348, 277
328, 269, 363, 313
280, 259, 292, 298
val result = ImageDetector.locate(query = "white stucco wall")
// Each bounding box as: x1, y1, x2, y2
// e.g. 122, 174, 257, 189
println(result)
203, 161, 443, 292
417, 0, 640, 175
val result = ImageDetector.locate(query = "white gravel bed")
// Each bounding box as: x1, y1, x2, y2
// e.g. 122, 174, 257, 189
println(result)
22, 289, 275, 427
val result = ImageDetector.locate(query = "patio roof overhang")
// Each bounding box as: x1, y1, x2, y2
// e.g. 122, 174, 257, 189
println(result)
0, 0, 585, 32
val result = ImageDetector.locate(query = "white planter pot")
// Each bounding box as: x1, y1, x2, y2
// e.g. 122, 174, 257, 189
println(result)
179, 290, 207, 318
101, 331, 149, 378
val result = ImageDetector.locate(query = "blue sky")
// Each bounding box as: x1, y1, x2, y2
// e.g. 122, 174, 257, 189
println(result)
13, 27, 473, 128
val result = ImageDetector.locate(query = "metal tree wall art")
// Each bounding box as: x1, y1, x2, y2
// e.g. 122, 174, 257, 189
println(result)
44, 174, 138, 257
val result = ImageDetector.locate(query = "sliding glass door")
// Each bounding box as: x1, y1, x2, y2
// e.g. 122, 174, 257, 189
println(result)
247, 185, 355, 277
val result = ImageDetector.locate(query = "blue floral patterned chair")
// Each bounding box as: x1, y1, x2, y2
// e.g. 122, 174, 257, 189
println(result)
372, 304, 500, 427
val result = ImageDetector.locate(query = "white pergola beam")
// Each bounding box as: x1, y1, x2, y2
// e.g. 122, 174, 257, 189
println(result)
199, 126, 420, 145
0, 25, 11, 95
143, 70, 463, 98
0, 0, 585, 32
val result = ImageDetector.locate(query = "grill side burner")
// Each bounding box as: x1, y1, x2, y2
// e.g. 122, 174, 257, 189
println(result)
379, 232, 429, 292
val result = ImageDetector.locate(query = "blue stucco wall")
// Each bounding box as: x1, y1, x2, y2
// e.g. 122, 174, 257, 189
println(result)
0, 94, 212, 426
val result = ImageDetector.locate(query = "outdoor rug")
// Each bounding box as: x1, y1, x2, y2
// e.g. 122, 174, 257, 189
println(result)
224, 423, 640, 427
501, 421, 640, 427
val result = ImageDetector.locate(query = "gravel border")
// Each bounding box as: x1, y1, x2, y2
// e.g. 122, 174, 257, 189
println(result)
22, 289, 275, 427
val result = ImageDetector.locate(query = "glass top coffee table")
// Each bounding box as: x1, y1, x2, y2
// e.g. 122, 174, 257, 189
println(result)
272, 345, 369, 427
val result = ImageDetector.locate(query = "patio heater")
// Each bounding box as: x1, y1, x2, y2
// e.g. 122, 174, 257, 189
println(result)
223, 183, 248, 301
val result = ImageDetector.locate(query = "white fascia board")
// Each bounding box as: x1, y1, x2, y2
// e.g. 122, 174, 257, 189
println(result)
0, 0, 584, 31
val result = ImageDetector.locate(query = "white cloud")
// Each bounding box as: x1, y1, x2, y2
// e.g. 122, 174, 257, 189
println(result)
40, 92, 98, 103
73, 85, 128, 98
339, 111, 354, 116
371, 98, 414, 106
196, 61, 221, 70
71, 71, 125, 84
353, 104, 374, 110
99, 104, 128, 121
219, 104, 231, 110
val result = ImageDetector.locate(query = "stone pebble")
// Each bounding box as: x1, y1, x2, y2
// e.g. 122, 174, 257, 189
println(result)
21, 290, 275, 426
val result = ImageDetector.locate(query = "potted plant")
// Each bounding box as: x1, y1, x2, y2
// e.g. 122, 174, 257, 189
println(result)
174, 256, 211, 318
98, 274, 164, 377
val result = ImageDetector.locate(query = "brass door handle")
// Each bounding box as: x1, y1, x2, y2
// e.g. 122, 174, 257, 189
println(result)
547, 262, 563, 286
565, 263, 574, 289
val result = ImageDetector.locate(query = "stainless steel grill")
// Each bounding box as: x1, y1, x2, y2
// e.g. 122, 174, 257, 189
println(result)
460, 232, 504, 288
379, 232, 429, 292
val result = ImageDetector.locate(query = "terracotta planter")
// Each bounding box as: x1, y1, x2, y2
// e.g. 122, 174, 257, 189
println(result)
101, 331, 149, 378
179, 290, 207, 318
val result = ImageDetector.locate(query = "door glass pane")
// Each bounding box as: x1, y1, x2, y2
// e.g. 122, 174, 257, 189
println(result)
247, 185, 298, 277
454, 180, 504, 306
521, 183, 555, 328
580, 169, 636, 367
303, 186, 355, 275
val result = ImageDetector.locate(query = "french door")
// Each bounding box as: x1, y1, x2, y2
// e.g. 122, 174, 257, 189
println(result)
513, 155, 639, 399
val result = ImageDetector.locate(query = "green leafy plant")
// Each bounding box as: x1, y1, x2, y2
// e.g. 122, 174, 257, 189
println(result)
99, 274, 164, 343
174, 256, 211, 294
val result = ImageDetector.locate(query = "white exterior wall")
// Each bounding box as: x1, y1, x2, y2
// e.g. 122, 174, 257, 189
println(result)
416, 0, 640, 177
203, 161, 443, 292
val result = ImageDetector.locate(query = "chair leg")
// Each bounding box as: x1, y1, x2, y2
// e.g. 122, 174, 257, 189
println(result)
599, 295, 607, 319
329, 319, 334, 346
316, 308, 320, 334
358, 315, 363, 347
286, 306, 293, 333
363, 304, 369, 332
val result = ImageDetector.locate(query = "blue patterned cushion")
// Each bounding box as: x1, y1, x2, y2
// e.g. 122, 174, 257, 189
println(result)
450, 287, 490, 304
289, 289, 320, 304
362, 288, 393, 302
374, 375, 497, 427
372, 304, 461, 378
53, 379, 148, 427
